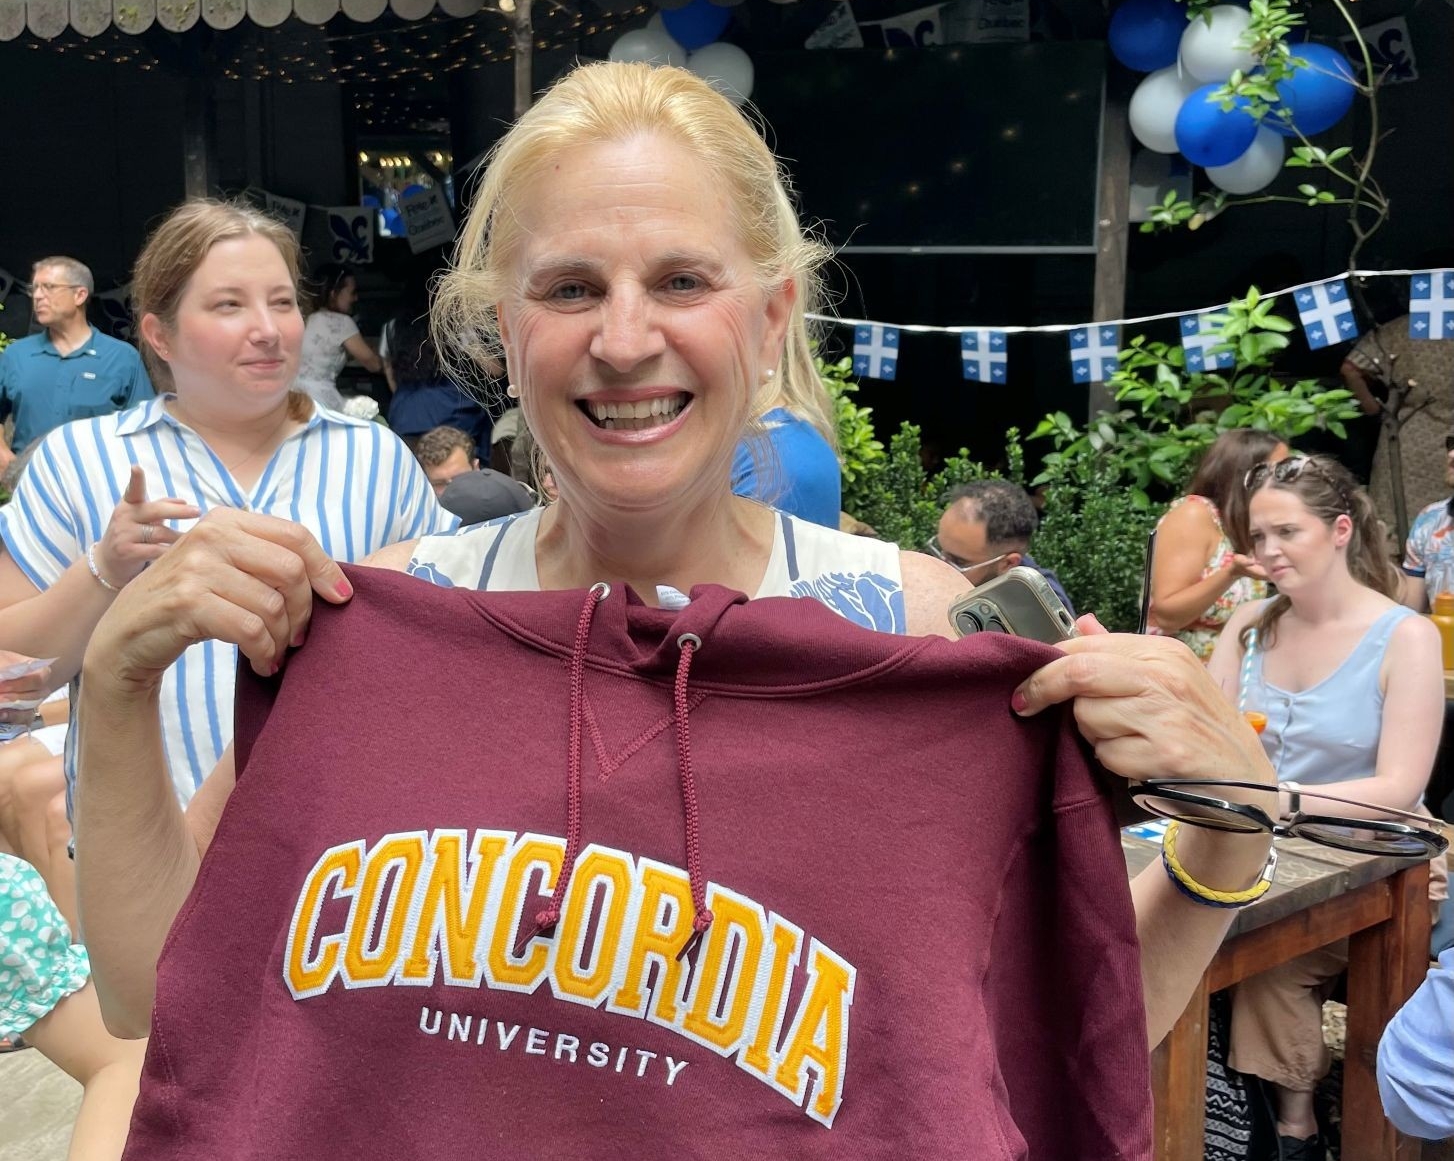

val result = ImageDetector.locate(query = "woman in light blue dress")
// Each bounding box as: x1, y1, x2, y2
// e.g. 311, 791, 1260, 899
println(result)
1209, 454, 1445, 1161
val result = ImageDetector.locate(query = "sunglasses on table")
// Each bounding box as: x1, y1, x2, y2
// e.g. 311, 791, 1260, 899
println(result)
924, 536, 1011, 579
1130, 778, 1449, 859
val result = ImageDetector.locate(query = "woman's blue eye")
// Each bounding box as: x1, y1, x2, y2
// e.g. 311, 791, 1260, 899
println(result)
666, 275, 700, 292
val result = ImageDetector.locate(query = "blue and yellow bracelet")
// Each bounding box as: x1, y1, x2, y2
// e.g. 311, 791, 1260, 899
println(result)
1161, 821, 1277, 909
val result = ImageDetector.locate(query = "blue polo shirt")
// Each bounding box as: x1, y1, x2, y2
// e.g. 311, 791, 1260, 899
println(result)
0, 327, 152, 453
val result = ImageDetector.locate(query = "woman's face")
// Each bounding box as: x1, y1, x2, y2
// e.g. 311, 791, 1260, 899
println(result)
1248, 486, 1350, 594
330, 275, 359, 315
145, 235, 303, 414
495, 133, 793, 518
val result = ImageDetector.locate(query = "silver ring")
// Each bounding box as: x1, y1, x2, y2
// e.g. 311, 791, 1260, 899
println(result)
140, 523, 155, 545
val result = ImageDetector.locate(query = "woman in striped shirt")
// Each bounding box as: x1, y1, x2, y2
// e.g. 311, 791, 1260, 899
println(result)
0, 200, 453, 851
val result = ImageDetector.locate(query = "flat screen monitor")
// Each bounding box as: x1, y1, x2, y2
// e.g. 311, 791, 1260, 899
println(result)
750, 44, 1106, 253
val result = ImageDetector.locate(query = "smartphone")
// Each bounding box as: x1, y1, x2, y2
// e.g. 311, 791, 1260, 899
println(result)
1136, 528, 1158, 636
949, 566, 1080, 644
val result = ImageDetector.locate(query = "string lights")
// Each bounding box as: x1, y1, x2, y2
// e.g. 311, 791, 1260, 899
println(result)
19, 0, 650, 113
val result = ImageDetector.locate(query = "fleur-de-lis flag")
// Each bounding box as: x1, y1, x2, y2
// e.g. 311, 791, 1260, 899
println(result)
852, 325, 899, 380
1180, 311, 1235, 372
1410, 270, 1454, 341
1069, 325, 1121, 384
1295, 279, 1358, 350
960, 330, 1009, 384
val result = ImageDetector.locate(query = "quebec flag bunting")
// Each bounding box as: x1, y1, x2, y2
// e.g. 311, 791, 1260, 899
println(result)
960, 329, 1008, 384
853, 325, 899, 380
1180, 311, 1235, 372
1410, 270, 1454, 341
1069, 325, 1120, 384
1295, 279, 1358, 350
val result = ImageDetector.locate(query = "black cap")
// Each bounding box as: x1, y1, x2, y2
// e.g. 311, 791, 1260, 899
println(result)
438, 469, 534, 525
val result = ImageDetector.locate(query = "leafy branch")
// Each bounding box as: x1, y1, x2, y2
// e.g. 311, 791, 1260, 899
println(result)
1028, 288, 1359, 508
1140, 0, 1389, 268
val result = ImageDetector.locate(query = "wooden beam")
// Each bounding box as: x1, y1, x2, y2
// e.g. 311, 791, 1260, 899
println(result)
182, 74, 217, 199
1345, 860, 1430, 1161
1090, 74, 1133, 417
1152, 973, 1210, 1161
1206, 877, 1393, 992
512, 0, 534, 120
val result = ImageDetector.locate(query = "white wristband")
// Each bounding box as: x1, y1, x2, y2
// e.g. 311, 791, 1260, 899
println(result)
86, 544, 122, 593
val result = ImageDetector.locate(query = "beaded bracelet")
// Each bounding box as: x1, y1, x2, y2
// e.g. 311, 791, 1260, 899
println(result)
1161, 821, 1277, 909
86, 544, 121, 593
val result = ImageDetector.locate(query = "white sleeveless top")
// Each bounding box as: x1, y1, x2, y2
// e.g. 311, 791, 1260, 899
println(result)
406, 507, 909, 634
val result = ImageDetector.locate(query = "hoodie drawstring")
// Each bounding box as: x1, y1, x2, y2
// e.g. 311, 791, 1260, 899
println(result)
671, 631, 714, 962
515, 583, 715, 960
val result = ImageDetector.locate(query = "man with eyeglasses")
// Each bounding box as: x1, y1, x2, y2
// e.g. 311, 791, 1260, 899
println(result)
930, 479, 1074, 614
0, 256, 152, 475
1398, 432, 1454, 612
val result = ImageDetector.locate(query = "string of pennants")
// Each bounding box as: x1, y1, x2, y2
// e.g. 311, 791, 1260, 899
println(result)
819, 269, 1454, 383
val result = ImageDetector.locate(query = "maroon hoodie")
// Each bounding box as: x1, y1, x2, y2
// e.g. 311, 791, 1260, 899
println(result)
124, 568, 1151, 1159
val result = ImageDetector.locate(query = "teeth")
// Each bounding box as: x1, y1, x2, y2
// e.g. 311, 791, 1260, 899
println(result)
587, 394, 686, 427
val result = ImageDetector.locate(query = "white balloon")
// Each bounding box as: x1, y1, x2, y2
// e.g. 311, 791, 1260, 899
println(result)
1128, 66, 1198, 154
1206, 126, 1286, 194
647, 10, 664, 30
687, 42, 754, 106
608, 28, 686, 67
1179, 5, 1256, 83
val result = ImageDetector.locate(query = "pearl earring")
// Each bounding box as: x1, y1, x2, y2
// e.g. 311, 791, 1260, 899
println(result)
506, 382, 521, 399
763, 368, 776, 382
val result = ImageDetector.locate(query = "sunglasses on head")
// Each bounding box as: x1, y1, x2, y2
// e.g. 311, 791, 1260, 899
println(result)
1244, 455, 1351, 511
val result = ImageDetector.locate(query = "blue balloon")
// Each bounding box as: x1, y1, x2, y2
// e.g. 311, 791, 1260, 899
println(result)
401, 183, 426, 199
1108, 0, 1186, 73
1174, 84, 1259, 167
1266, 43, 1356, 138
661, 0, 731, 51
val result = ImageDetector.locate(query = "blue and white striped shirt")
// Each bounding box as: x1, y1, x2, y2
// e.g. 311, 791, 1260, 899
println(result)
0, 394, 455, 804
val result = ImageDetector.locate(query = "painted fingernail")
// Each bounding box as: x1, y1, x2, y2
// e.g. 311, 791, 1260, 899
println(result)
334, 578, 354, 600
291, 629, 307, 648
1011, 690, 1029, 715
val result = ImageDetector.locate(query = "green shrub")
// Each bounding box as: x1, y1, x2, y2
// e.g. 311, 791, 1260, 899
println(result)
1032, 471, 1162, 632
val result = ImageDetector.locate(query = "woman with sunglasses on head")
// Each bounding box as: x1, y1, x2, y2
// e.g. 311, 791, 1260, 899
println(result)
295, 263, 384, 412
1208, 452, 1445, 1161
1147, 430, 1287, 662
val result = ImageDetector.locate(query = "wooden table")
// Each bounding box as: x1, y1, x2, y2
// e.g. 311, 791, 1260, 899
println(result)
1125, 835, 1432, 1161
